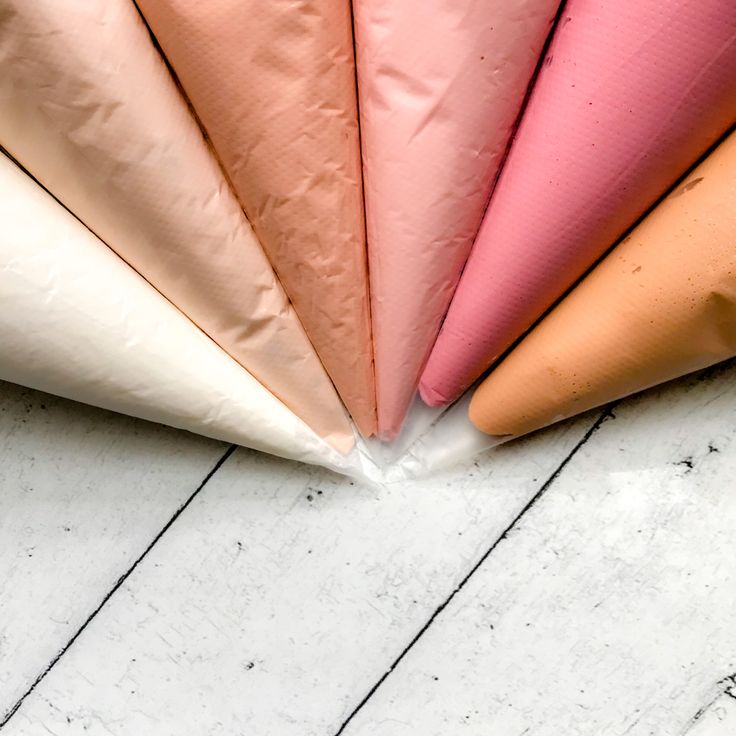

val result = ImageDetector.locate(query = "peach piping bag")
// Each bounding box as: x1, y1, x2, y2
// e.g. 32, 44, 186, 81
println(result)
420, 0, 736, 408
470, 131, 736, 438
0, 0, 353, 452
0, 154, 350, 471
137, 0, 377, 438
354, 0, 560, 439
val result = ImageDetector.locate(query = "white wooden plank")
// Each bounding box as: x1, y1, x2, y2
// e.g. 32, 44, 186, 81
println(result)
0, 404, 600, 734
685, 686, 736, 735
338, 362, 736, 736
0, 380, 228, 720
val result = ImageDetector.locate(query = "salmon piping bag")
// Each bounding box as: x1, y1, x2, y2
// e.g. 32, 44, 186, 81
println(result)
137, 0, 377, 437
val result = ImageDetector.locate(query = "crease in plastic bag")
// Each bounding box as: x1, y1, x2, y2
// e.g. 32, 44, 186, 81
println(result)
336, 392, 503, 486
135, 0, 377, 439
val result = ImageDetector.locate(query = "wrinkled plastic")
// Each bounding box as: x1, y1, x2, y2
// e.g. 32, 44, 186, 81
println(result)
334, 399, 497, 484
0, 154, 353, 471
470, 132, 736, 438
355, 0, 560, 439
420, 0, 736, 407
0, 148, 499, 482
137, 0, 377, 438
0, 0, 353, 451
387, 394, 501, 482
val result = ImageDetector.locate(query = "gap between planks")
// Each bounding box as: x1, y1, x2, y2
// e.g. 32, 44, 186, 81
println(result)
682, 673, 736, 734
333, 404, 617, 736
0, 444, 238, 730
0, 404, 614, 733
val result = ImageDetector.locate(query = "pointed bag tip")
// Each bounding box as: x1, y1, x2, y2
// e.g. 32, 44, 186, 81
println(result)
324, 428, 356, 456
468, 379, 523, 437
470, 374, 562, 439
376, 425, 400, 443
375, 401, 411, 443
418, 379, 452, 409
350, 405, 379, 443
136, 0, 375, 450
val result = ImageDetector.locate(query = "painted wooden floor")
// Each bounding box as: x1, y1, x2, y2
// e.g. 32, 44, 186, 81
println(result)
0, 360, 734, 735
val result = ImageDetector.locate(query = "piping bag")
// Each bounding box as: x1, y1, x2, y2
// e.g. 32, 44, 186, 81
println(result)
0, 0, 353, 452
0, 154, 352, 474
136, 0, 377, 438
354, 0, 560, 439
470, 131, 736, 438
420, 0, 736, 408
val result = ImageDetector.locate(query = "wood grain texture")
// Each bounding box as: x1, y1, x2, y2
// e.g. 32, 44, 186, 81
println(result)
341, 362, 736, 736
0, 380, 228, 720
0, 407, 598, 734
1, 362, 734, 735
685, 679, 736, 734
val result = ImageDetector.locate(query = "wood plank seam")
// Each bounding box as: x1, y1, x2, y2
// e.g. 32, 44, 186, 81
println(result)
0, 443, 237, 730
333, 404, 618, 736
682, 673, 736, 733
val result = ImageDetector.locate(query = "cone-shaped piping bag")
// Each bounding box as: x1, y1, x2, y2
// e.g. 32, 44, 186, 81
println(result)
470, 132, 736, 438
136, 0, 377, 438
0, 154, 352, 468
0, 0, 353, 451
420, 0, 736, 408
354, 0, 560, 439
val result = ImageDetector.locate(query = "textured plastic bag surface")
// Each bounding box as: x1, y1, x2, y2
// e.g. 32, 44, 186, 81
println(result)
355, 0, 560, 439
470, 132, 736, 437
421, 0, 736, 407
137, 0, 377, 438
0, 155, 351, 472
0, 0, 352, 451
0, 148, 494, 483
